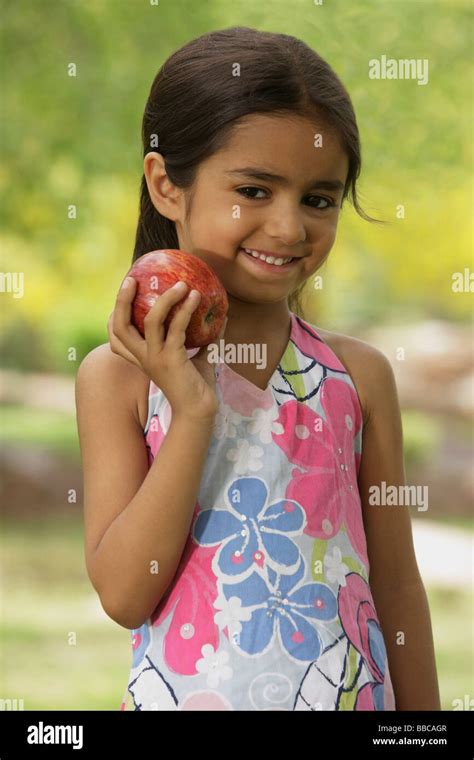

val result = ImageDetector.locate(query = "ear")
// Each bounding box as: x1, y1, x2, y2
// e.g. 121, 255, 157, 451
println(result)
143, 151, 184, 222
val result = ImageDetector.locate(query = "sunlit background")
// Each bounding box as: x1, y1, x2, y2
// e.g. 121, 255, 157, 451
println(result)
1, 0, 472, 710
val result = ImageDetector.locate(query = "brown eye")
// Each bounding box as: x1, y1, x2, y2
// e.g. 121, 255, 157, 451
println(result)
236, 187, 268, 199
306, 196, 336, 209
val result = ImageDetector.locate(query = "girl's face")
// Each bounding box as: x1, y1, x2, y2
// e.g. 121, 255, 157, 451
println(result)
172, 114, 348, 305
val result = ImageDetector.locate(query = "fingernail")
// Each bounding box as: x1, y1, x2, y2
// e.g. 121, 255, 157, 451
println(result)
173, 280, 186, 289
121, 277, 131, 290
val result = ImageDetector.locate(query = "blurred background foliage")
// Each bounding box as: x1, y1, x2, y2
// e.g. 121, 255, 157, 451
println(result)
0, 0, 472, 712
1, 0, 472, 372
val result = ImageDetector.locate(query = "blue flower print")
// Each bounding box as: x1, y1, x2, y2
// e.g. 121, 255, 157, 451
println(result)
193, 477, 306, 579
367, 619, 386, 679
370, 683, 386, 711
222, 558, 338, 662
131, 623, 150, 668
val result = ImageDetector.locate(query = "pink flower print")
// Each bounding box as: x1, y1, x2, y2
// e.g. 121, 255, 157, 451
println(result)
293, 572, 395, 711
354, 682, 382, 711
272, 378, 368, 567
150, 525, 219, 675
338, 573, 385, 682
145, 392, 174, 463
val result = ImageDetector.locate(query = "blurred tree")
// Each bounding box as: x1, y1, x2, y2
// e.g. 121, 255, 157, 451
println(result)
1, 0, 471, 370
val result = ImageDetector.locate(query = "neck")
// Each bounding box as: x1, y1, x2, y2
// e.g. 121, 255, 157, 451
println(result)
225, 295, 291, 340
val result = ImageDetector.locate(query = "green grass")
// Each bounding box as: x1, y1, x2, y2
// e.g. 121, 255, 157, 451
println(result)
1, 513, 472, 710
431, 515, 474, 534
427, 586, 474, 710
0, 404, 80, 457
0, 514, 129, 710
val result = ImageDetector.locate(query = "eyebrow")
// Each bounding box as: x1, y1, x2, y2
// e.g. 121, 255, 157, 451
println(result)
224, 167, 345, 193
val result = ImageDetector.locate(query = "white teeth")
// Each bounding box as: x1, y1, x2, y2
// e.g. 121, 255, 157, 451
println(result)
243, 248, 293, 266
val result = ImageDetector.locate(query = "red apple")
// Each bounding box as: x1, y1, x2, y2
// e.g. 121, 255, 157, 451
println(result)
128, 249, 228, 348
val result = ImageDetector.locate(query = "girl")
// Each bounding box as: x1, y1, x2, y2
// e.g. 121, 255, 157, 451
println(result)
76, 27, 440, 711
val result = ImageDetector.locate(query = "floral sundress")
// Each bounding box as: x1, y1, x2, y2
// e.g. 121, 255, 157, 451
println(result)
120, 312, 396, 711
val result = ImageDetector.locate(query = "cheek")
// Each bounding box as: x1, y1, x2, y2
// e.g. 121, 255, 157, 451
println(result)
190, 211, 245, 253
311, 220, 338, 255
299, 222, 338, 277
321, 224, 338, 251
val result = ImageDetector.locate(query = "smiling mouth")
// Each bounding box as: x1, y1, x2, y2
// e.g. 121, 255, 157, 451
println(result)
238, 248, 298, 270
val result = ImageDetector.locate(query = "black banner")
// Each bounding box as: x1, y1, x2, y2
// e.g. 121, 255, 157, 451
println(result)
0, 709, 471, 757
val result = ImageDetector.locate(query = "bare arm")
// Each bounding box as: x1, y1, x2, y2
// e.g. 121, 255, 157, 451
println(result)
94, 415, 213, 629
346, 341, 441, 710
369, 578, 441, 710
76, 278, 226, 629
76, 351, 214, 628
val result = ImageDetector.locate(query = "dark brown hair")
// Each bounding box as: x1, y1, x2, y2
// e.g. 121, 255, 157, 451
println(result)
132, 26, 376, 317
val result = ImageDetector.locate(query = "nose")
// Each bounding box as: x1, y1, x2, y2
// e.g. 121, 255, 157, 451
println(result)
263, 201, 307, 246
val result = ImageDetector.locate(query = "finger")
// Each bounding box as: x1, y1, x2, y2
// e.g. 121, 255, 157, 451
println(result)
143, 280, 190, 355
164, 289, 202, 352
107, 312, 142, 367
109, 336, 143, 368
112, 277, 147, 362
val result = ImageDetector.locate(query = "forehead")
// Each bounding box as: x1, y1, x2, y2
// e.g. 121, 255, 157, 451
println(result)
203, 113, 348, 180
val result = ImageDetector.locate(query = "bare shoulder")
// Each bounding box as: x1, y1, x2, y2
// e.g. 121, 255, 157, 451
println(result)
313, 325, 397, 426
76, 342, 150, 429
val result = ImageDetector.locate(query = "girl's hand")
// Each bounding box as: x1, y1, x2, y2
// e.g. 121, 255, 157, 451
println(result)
107, 276, 227, 422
